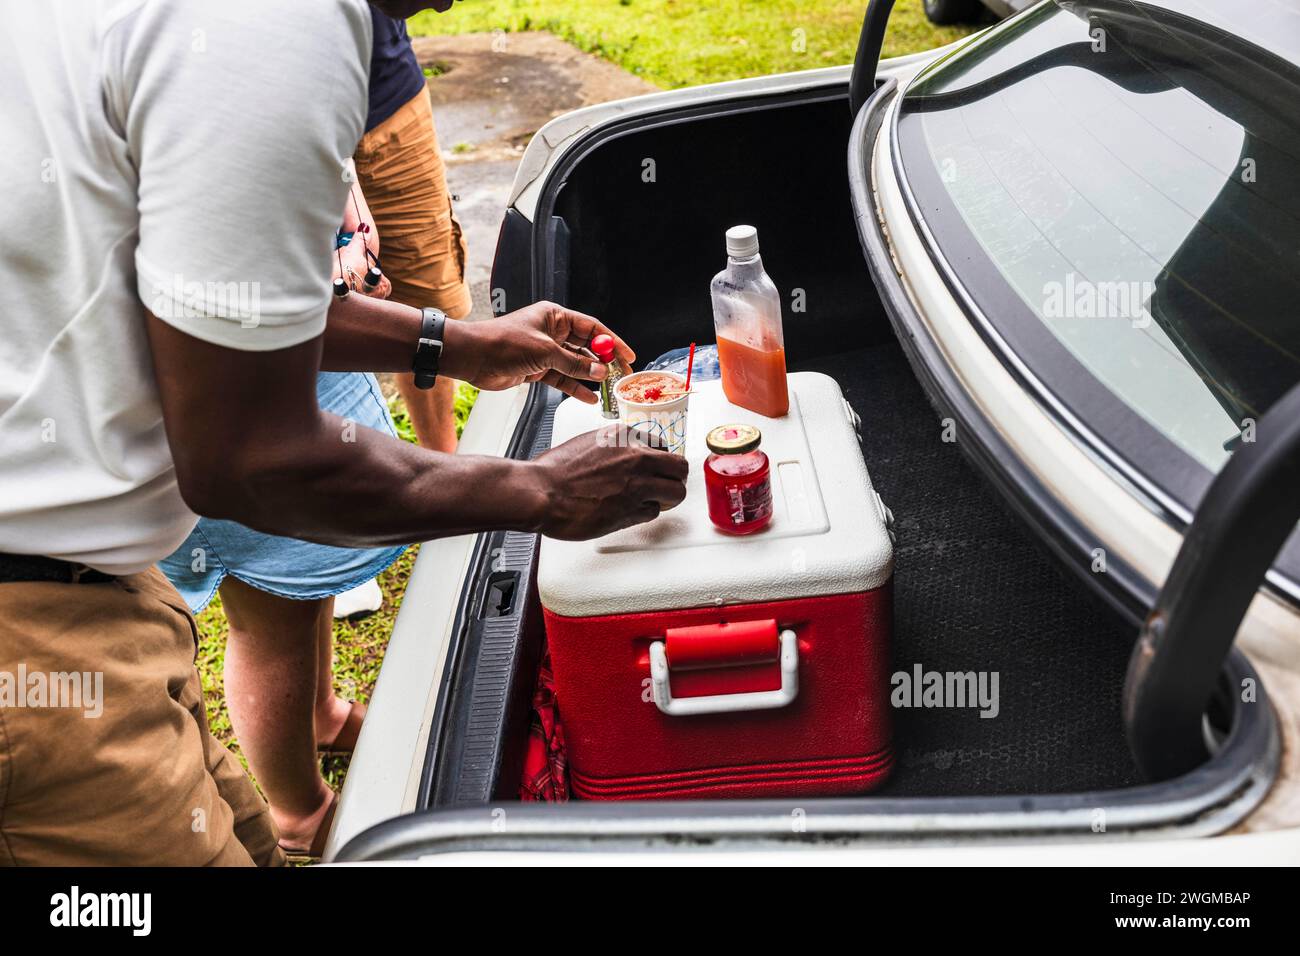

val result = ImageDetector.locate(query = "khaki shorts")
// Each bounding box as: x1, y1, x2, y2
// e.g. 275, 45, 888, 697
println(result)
0, 568, 282, 866
355, 90, 473, 319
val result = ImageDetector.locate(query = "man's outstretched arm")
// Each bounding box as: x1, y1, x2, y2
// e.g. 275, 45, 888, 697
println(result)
317, 296, 636, 405
146, 311, 687, 547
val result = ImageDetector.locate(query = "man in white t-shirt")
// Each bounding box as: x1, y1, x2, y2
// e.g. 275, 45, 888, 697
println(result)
0, 0, 685, 865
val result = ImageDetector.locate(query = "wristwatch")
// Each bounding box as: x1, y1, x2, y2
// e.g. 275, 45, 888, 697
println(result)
412, 307, 446, 390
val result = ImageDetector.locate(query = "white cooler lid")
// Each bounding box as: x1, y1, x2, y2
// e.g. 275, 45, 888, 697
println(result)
538, 372, 894, 617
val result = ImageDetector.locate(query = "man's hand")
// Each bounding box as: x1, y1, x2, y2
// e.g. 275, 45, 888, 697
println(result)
334, 170, 391, 297
332, 234, 391, 299
528, 426, 689, 539
442, 301, 636, 404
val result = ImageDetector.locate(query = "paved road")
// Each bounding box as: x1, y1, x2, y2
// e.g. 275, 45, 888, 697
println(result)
411, 32, 657, 320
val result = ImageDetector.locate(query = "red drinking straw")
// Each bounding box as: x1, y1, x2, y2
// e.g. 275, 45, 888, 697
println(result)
685, 341, 696, 392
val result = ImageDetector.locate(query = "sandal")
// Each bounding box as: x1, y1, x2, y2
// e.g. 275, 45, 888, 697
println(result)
319, 700, 366, 756
279, 792, 339, 865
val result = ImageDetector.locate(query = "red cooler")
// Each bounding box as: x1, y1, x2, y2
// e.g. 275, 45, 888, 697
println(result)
539, 372, 895, 800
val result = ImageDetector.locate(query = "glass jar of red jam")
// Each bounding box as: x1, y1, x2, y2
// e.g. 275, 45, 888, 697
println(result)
704, 424, 773, 535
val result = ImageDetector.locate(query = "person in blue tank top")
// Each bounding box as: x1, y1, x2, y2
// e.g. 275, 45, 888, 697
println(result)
354, 7, 474, 454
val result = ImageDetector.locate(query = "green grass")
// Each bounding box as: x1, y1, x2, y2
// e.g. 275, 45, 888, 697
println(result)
410, 0, 980, 89
385, 381, 479, 445
454, 382, 480, 427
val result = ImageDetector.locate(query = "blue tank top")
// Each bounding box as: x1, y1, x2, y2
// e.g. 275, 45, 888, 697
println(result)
366, 10, 427, 133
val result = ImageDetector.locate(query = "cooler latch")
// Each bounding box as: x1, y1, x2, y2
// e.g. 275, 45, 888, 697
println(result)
649, 621, 799, 717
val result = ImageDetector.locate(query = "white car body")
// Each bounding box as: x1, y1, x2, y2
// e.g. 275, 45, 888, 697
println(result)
325, 18, 1300, 863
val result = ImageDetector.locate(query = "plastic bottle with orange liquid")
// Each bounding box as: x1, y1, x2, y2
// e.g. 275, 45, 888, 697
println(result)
710, 225, 789, 418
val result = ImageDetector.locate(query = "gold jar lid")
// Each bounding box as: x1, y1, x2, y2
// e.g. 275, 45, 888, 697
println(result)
706, 423, 762, 455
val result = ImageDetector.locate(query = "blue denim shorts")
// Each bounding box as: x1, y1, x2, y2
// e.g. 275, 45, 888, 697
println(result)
158, 372, 408, 614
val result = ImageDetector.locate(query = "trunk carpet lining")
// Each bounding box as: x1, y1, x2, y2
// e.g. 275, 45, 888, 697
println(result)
795, 345, 1141, 796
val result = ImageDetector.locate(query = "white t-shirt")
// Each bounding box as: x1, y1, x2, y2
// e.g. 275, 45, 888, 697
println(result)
0, 0, 372, 574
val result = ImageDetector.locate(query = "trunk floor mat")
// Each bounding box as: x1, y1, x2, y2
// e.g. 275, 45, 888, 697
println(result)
793, 345, 1141, 796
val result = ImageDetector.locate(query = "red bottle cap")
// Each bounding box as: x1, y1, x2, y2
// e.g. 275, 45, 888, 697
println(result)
590, 333, 616, 362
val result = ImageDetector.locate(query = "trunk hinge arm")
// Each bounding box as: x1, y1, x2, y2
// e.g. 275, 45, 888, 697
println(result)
850, 0, 897, 118
1125, 383, 1300, 780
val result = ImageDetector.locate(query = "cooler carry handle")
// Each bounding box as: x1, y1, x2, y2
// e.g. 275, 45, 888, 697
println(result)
649, 629, 799, 716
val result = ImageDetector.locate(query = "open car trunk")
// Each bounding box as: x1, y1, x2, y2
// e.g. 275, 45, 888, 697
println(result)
336, 82, 1277, 860
492, 87, 1142, 797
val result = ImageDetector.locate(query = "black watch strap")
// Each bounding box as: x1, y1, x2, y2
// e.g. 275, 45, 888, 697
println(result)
412, 307, 446, 390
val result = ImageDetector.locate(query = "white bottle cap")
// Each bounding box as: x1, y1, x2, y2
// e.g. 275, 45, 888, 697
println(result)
725, 225, 760, 259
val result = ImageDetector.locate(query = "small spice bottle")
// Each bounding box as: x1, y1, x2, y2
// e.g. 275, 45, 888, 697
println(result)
704, 423, 773, 535
590, 333, 627, 419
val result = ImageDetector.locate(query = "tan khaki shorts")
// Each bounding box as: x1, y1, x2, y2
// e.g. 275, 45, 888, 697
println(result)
355, 90, 473, 319
0, 568, 282, 866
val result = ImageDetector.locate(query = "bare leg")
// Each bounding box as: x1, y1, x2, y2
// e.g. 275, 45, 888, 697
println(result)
354, 92, 473, 454
395, 370, 460, 453
220, 578, 348, 849
314, 595, 351, 743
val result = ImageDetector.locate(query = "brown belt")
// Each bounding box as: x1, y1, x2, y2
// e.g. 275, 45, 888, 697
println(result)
0, 552, 115, 584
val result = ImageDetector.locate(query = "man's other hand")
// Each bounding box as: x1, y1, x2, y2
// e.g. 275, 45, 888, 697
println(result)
528, 426, 689, 539
442, 301, 636, 404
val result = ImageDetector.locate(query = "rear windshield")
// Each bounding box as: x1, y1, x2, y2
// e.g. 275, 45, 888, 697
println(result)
897, 0, 1300, 473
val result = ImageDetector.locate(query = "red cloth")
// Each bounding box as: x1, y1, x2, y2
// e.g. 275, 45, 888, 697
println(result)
519, 648, 570, 802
